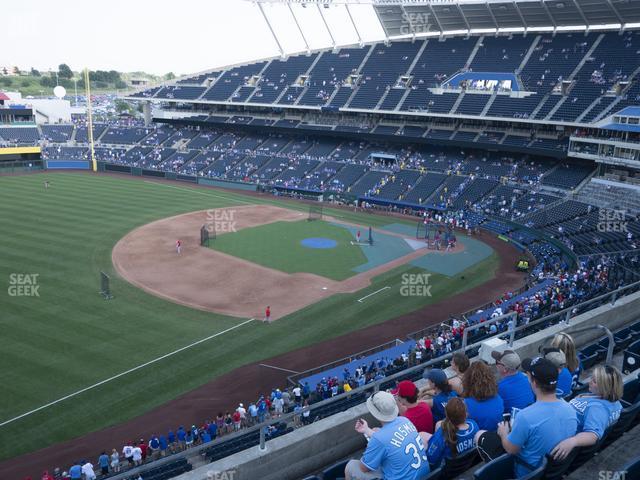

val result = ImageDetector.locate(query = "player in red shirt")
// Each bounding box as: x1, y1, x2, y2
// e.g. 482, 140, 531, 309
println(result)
356, 230, 361, 243
176, 239, 182, 254
265, 305, 271, 323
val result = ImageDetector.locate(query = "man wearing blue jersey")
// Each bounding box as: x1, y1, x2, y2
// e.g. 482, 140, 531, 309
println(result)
345, 391, 431, 480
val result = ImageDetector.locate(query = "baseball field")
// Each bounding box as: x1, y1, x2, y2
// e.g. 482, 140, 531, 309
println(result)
0, 172, 523, 476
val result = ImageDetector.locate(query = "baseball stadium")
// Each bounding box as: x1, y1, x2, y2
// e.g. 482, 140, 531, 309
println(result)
2, 1, 640, 479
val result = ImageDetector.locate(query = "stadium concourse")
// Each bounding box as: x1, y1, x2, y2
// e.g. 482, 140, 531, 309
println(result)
4, 0, 640, 478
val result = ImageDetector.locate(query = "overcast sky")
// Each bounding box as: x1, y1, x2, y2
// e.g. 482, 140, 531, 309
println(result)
3, 0, 384, 76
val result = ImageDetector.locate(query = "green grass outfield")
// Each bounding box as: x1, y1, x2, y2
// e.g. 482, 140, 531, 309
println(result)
211, 220, 368, 280
0, 173, 499, 461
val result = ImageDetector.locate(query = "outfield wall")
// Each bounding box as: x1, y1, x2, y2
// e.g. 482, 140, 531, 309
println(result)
173, 289, 640, 480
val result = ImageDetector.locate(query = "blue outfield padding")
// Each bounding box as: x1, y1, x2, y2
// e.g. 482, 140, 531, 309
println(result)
46, 160, 90, 170
298, 339, 416, 387
300, 237, 338, 249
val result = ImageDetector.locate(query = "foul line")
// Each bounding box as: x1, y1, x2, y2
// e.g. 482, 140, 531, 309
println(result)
259, 364, 300, 374
0, 318, 255, 428
357, 286, 391, 303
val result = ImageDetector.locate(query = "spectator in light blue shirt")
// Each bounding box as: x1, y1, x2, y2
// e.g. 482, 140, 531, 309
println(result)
551, 364, 623, 460
492, 350, 534, 414
476, 357, 578, 478
68, 462, 82, 480
344, 391, 431, 480
462, 361, 504, 431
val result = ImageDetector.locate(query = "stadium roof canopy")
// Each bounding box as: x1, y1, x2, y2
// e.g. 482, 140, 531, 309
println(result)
373, 0, 640, 37
254, 0, 640, 39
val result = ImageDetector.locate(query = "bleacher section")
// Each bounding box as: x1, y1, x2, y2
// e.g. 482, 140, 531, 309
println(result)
551, 32, 640, 122
250, 53, 318, 104
0, 127, 40, 145
41, 124, 73, 143
131, 31, 640, 126
202, 62, 267, 102
298, 48, 369, 107
347, 42, 422, 110
542, 161, 595, 189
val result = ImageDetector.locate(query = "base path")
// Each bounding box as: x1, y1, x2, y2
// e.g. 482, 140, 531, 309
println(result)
112, 205, 463, 320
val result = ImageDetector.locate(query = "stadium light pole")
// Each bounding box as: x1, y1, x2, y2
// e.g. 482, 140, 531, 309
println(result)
84, 68, 97, 172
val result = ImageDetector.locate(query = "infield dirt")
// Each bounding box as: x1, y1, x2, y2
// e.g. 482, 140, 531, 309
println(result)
112, 204, 464, 319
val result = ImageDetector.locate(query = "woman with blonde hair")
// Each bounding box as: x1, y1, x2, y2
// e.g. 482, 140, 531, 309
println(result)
424, 397, 478, 468
551, 332, 582, 386
551, 364, 623, 460
449, 352, 470, 395
462, 361, 504, 431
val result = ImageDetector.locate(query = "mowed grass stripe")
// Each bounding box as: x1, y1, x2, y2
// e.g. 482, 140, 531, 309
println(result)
0, 173, 500, 461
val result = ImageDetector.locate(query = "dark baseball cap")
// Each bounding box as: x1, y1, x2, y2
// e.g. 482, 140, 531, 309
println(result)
423, 368, 448, 387
522, 356, 558, 386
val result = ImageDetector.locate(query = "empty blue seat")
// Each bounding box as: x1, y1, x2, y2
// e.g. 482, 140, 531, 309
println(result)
474, 454, 547, 480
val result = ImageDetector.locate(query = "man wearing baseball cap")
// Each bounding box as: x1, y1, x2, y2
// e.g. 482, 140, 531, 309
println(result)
475, 357, 577, 478
344, 391, 431, 480
492, 350, 534, 414
392, 380, 434, 434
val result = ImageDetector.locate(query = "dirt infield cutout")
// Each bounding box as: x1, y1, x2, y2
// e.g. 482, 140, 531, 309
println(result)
112, 205, 464, 320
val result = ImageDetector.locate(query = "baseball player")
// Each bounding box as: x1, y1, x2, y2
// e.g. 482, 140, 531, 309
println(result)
356, 230, 361, 243
265, 305, 271, 323
176, 239, 182, 255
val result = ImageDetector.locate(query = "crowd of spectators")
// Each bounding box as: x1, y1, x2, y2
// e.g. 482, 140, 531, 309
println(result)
344, 330, 625, 479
